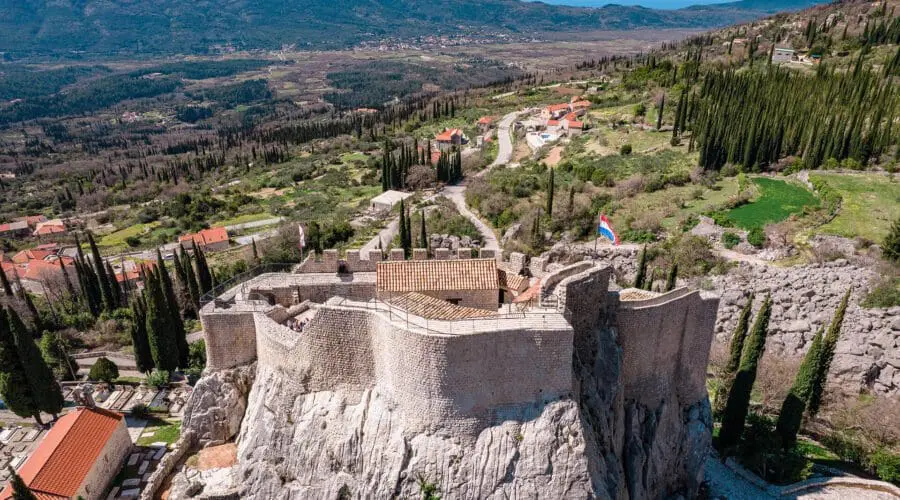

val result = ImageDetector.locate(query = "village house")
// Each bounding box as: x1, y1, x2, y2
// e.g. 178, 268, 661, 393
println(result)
772, 47, 796, 64
370, 190, 414, 213
0, 407, 131, 500
376, 258, 500, 310
476, 116, 497, 132
434, 128, 467, 151
0, 221, 29, 239
179, 227, 230, 252
32, 218, 67, 238
3, 244, 76, 294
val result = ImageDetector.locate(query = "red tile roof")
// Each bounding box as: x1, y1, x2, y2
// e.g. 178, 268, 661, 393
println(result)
434, 128, 462, 142
179, 227, 229, 247
12, 249, 52, 264
547, 120, 560, 126
22, 259, 71, 282
33, 224, 66, 236
477, 116, 496, 125
547, 103, 570, 112
571, 100, 592, 108
16, 215, 47, 228
0, 407, 125, 500
377, 258, 499, 293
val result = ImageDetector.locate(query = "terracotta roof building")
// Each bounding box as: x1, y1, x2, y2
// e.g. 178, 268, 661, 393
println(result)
0, 407, 131, 500
376, 258, 500, 311
389, 292, 497, 320
434, 128, 466, 150
179, 226, 230, 252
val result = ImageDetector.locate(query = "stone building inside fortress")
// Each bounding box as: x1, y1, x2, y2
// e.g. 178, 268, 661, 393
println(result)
198, 246, 720, 498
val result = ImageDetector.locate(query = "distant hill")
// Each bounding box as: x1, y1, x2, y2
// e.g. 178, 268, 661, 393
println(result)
537, 0, 829, 10
1, 0, 794, 58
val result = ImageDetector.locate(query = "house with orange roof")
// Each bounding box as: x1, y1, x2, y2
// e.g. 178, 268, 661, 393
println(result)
541, 103, 572, 121
476, 116, 497, 132
0, 220, 30, 239
32, 219, 67, 239
0, 407, 131, 500
179, 226, 230, 252
15, 215, 48, 228
434, 128, 467, 151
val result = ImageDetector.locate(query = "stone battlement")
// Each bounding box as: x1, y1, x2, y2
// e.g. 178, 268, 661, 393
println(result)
296, 247, 499, 274
200, 258, 720, 425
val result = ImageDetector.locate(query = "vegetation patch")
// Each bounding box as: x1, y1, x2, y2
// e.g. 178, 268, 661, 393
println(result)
136, 418, 182, 446
727, 178, 818, 230
810, 173, 900, 242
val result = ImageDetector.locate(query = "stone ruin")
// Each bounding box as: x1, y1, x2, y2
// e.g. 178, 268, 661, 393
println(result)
180, 248, 721, 499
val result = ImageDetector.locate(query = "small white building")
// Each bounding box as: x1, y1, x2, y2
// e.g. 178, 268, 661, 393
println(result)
772, 47, 795, 64
370, 190, 413, 213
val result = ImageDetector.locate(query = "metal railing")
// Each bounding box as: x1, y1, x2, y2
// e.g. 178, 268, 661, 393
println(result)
327, 296, 562, 336
200, 263, 297, 306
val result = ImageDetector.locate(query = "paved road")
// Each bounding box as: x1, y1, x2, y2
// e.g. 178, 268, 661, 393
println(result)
224, 216, 284, 232
361, 217, 400, 254
443, 186, 500, 251
482, 110, 526, 175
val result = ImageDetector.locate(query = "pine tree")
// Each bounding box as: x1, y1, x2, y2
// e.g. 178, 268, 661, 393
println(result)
719, 295, 772, 452
7, 466, 37, 500
633, 246, 648, 288
129, 297, 154, 374
0, 264, 12, 296
8, 309, 63, 418
775, 325, 825, 449
0, 309, 40, 425
192, 242, 214, 294
157, 250, 188, 369
546, 168, 555, 218
807, 289, 850, 416
665, 264, 678, 292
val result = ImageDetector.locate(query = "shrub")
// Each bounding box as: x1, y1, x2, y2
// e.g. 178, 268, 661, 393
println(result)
871, 449, 900, 484
125, 236, 141, 248
747, 227, 766, 248
620, 144, 633, 155
722, 232, 742, 249
145, 369, 171, 387
809, 177, 843, 218
861, 277, 900, 308
88, 357, 119, 384
131, 403, 150, 419
884, 217, 900, 264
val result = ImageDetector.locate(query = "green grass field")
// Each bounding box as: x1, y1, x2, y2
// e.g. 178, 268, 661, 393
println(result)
728, 178, 819, 229
98, 222, 160, 249
136, 418, 181, 446
810, 173, 900, 242
215, 212, 274, 227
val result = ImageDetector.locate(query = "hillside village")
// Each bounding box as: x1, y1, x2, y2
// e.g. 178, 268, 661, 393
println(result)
0, 0, 897, 497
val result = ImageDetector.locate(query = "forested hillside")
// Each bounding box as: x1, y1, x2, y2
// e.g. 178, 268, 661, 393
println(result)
2, 0, 786, 58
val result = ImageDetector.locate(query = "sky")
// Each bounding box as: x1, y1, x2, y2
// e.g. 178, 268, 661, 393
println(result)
532, 0, 733, 9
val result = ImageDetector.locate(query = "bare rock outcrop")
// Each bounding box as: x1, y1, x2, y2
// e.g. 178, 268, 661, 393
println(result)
711, 262, 899, 395
182, 363, 256, 447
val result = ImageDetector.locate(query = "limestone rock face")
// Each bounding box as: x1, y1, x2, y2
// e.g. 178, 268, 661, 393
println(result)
182, 363, 256, 447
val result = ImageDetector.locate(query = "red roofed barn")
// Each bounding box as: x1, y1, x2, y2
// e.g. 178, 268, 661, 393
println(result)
0, 407, 131, 500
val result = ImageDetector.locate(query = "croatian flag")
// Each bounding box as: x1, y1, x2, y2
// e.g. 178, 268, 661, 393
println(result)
298, 224, 306, 249
597, 215, 620, 246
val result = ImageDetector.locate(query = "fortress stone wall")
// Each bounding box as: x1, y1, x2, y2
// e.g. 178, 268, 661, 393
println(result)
255, 300, 574, 432
616, 288, 719, 407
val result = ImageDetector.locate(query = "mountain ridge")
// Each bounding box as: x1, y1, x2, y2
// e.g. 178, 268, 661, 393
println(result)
1, 0, 810, 58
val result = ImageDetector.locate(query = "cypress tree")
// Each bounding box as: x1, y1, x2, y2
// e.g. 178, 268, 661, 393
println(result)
251, 238, 260, 262
643, 267, 656, 291
192, 242, 214, 295
665, 263, 678, 292
8, 309, 63, 418
419, 212, 427, 250
7, 465, 37, 500
87, 232, 114, 311
0, 264, 12, 296
15, 285, 42, 333
775, 325, 825, 449
656, 95, 665, 130
633, 245, 648, 288
0, 309, 40, 425
171, 249, 193, 317
719, 295, 772, 452
39, 332, 77, 381
104, 260, 122, 309
144, 269, 179, 372
807, 289, 850, 416
546, 168, 555, 218
182, 250, 201, 313
156, 250, 188, 369
58, 258, 78, 305
130, 297, 154, 374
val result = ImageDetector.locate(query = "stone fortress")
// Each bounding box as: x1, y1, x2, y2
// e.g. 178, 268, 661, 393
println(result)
193, 246, 720, 499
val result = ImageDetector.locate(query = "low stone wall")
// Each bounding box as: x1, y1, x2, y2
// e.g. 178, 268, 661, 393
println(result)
254, 303, 574, 432
139, 431, 196, 500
